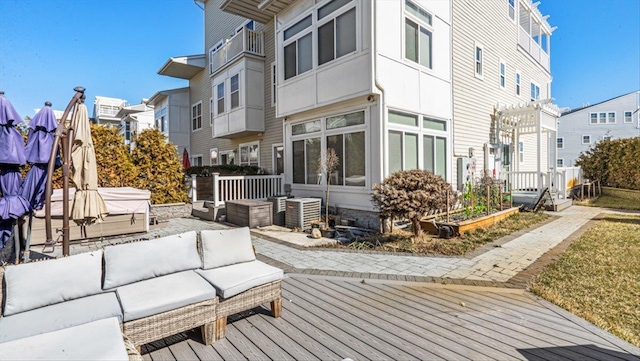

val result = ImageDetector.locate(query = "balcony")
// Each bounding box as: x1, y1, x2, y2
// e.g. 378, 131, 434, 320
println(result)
210, 28, 264, 76
518, 26, 550, 72
219, 0, 295, 23
518, 1, 553, 72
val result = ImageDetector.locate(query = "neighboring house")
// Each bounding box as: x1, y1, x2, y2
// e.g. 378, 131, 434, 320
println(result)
115, 100, 155, 151
451, 0, 559, 191
557, 91, 640, 167
93, 96, 127, 128
146, 88, 192, 159
160, 0, 559, 227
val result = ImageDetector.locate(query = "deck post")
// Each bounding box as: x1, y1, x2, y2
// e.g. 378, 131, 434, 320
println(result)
190, 174, 198, 203
213, 173, 221, 207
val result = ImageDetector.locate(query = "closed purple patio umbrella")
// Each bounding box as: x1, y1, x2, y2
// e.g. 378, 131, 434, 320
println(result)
0, 93, 26, 166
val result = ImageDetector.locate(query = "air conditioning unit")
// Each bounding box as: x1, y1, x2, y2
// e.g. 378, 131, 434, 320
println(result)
267, 195, 289, 226
285, 198, 321, 230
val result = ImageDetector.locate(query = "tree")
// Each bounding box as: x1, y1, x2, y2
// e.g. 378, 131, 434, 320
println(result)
576, 138, 640, 190
132, 128, 188, 204
91, 124, 138, 187
372, 170, 456, 236
318, 148, 339, 227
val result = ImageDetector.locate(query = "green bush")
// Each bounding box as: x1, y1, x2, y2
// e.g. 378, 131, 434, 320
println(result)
185, 164, 266, 177
372, 170, 456, 236
576, 138, 640, 191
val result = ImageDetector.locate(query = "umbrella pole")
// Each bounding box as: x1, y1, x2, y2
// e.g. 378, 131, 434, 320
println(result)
23, 212, 33, 263
44, 87, 85, 255
62, 109, 77, 257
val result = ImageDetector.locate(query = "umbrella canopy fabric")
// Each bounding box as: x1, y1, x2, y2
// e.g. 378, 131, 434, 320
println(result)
182, 148, 191, 169
20, 164, 48, 211
70, 104, 108, 224
24, 106, 58, 165
0, 168, 29, 220
0, 95, 26, 166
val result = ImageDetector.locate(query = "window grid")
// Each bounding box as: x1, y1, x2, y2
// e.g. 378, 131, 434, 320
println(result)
582, 135, 591, 144
557, 137, 563, 149
191, 102, 202, 131
230, 74, 240, 109
404, 1, 433, 69
216, 83, 225, 115
475, 44, 483, 78
624, 111, 633, 123
499, 60, 506, 89
515, 71, 521, 96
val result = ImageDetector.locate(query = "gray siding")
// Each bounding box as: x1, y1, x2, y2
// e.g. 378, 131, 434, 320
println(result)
557, 92, 640, 166
452, 0, 553, 182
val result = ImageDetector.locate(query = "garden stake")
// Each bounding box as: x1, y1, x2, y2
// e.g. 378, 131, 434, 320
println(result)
446, 188, 450, 223
486, 184, 490, 216
499, 186, 503, 211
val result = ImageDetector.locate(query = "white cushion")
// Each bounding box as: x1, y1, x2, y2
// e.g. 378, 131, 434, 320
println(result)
0, 292, 123, 343
103, 231, 202, 289
3, 251, 103, 316
196, 260, 283, 299
116, 270, 217, 322
0, 317, 129, 360
201, 227, 256, 269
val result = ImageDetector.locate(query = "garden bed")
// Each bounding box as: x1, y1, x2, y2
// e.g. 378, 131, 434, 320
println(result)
421, 207, 520, 237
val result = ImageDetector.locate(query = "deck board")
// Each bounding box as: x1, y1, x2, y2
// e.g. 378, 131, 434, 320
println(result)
136, 275, 640, 361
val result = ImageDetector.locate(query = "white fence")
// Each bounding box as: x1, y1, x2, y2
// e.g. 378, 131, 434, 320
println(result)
191, 173, 285, 206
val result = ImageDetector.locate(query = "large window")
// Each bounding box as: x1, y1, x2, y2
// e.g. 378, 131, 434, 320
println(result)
475, 43, 483, 78
318, 0, 356, 66
239, 142, 259, 166
291, 110, 366, 186
387, 110, 448, 179
405, 0, 432, 69
216, 83, 225, 115
230, 74, 240, 109
284, 15, 313, 80
155, 107, 167, 133
191, 102, 202, 131
624, 111, 633, 123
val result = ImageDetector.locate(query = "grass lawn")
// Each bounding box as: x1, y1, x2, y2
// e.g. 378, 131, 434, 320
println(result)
530, 214, 640, 347
574, 194, 640, 211
329, 212, 549, 256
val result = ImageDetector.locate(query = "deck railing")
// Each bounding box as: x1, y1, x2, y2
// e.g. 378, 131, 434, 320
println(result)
500, 170, 570, 198
190, 173, 285, 206
209, 28, 264, 75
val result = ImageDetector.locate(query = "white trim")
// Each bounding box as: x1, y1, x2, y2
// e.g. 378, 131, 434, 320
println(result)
499, 59, 507, 90
209, 98, 214, 126
235, 19, 254, 34
474, 42, 484, 79
403, 0, 434, 70
210, 148, 219, 165
215, 81, 225, 115
508, 0, 516, 22
230, 73, 240, 110
582, 135, 591, 144
191, 101, 203, 132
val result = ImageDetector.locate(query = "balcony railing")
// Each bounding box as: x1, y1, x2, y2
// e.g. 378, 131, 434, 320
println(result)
209, 28, 264, 75
518, 26, 550, 72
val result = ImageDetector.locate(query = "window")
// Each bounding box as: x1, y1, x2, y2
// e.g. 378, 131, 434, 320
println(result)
603, 135, 612, 141
530, 82, 540, 101
210, 148, 218, 165
271, 62, 277, 106
518, 141, 524, 163
515, 71, 521, 96
590, 113, 598, 124
155, 107, 167, 133
475, 43, 483, 78
273, 144, 284, 174
239, 142, 259, 166
235, 20, 254, 34
557, 137, 564, 149
318, 0, 356, 66
405, 0, 433, 69
291, 110, 367, 186
608, 112, 615, 123
210, 98, 213, 125
216, 83, 225, 115
192, 155, 203, 167
387, 110, 448, 178
599, 112, 606, 124
508, 0, 515, 20
624, 111, 633, 123
582, 135, 591, 144
230, 74, 240, 109
557, 158, 564, 167
191, 102, 202, 131
499, 60, 506, 89
220, 150, 235, 165
124, 121, 131, 143
284, 15, 313, 80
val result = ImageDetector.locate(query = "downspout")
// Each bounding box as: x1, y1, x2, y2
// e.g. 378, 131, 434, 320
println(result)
372, 0, 386, 179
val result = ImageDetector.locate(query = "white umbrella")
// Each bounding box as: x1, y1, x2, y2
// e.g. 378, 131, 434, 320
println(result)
70, 104, 108, 225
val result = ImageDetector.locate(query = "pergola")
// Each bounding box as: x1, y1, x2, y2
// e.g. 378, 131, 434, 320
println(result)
495, 99, 562, 192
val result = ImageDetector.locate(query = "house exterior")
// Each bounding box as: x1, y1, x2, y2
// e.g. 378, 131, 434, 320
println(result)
557, 91, 640, 167
146, 88, 192, 159
451, 0, 558, 191
93, 96, 127, 128
115, 101, 155, 151
160, 0, 559, 227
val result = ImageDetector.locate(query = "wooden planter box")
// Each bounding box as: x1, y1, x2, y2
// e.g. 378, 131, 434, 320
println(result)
421, 207, 520, 237
225, 199, 273, 228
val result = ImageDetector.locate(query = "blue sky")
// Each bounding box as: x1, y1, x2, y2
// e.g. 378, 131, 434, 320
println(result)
1, 0, 639, 118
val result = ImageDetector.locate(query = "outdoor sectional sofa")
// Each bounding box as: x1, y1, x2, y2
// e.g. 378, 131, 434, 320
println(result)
0, 227, 283, 359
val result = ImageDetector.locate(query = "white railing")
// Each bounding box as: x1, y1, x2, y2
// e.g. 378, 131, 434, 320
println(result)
501, 170, 572, 197
209, 28, 264, 75
500, 171, 542, 191
190, 173, 285, 206
518, 26, 550, 72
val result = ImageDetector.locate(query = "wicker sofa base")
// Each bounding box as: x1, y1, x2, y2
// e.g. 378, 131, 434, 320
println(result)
215, 280, 282, 340
123, 298, 218, 347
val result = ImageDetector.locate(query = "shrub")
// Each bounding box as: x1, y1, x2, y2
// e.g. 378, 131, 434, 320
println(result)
185, 164, 266, 176
91, 124, 139, 187
372, 170, 456, 236
576, 138, 640, 191
132, 128, 188, 204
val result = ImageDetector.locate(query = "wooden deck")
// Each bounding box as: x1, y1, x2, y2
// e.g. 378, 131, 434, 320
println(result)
141, 275, 640, 361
